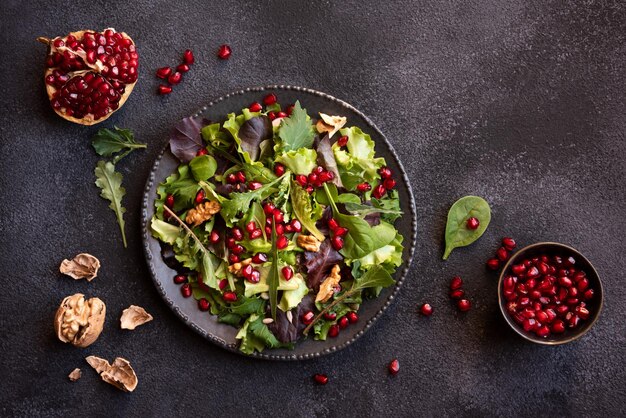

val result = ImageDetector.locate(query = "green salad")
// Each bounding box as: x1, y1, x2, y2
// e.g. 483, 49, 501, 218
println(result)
151, 94, 404, 354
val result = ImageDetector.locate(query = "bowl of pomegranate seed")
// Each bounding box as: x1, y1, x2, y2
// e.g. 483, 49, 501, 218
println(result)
498, 242, 603, 344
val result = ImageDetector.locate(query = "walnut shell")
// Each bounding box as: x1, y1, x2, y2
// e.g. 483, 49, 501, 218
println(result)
86, 356, 138, 392
54, 293, 106, 348
59, 253, 100, 281
120, 305, 153, 330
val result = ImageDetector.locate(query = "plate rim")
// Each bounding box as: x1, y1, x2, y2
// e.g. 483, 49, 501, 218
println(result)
141, 85, 418, 360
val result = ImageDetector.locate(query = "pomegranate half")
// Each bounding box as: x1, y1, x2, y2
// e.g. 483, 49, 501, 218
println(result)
37, 28, 138, 125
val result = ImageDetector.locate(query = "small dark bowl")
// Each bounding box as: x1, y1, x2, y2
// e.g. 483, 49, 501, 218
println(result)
498, 242, 603, 345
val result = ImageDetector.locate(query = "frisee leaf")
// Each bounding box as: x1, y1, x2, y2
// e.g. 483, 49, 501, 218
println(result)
443, 195, 491, 260
94, 161, 127, 247
91, 127, 146, 164
278, 101, 314, 151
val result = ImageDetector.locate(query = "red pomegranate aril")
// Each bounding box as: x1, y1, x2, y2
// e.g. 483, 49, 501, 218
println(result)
327, 325, 339, 338
535, 311, 549, 324
523, 318, 537, 332
331, 236, 344, 251
272, 209, 284, 223
466, 217, 480, 230
223, 292, 237, 302
249, 102, 262, 112
263, 93, 277, 106
502, 237, 516, 251
281, 266, 293, 281
296, 174, 308, 187
450, 276, 463, 290
226, 237, 236, 249
195, 190, 205, 204
242, 264, 253, 279
302, 311, 315, 325
419, 303, 433, 316
568, 287, 578, 298
577, 278, 589, 292
196, 148, 208, 156
248, 229, 261, 240
518, 297, 530, 307
511, 264, 526, 275
232, 244, 245, 255
236, 171, 247, 183
552, 320, 566, 333
537, 262, 549, 275
208, 230, 220, 244
521, 308, 535, 319
245, 221, 256, 233
504, 290, 517, 301
276, 235, 289, 250
503, 276, 517, 292
290, 219, 302, 233
231, 227, 244, 241
228, 254, 240, 264
158, 85, 172, 95
457, 299, 471, 312
274, 163, 286, 176
383, 178, 396, 190
168, 71, 182, 85
333, 227, 348, 237
249, 269, 261, 283
337, 135, 348, 147
356, 182, 372, 192
327, 218, 339, 231
165, 194, 175, 208
558, 276, 573, 288
313, 374, 328, 385
568, 314, 580, 328
583, 289, 594, 300
247, 181, 262, 191
378, 166, 392, 178
536, 325, 550, 338
174, 274, 187, 284
338, 316, 349, 329
450, 289, 465, 300
276, 111, 288, 118
372, 184, 386, 199
217, 44, 231, 60
388, 359, 400, 375
263, 202, 276, 216
530, 290, 542, 300
496, 247, 509, 261
526, 266, 540, 279
176, 63, 190, 73
198, 298, 210, 312
181, 283, 192, 298
347, 312, 358, 323
486, 258, 500, 270
183, 49, 194, 64
268, 111, 276, 120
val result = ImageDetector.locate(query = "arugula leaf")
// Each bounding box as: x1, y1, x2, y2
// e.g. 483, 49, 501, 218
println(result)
278, 101, 315, 151
229, 296, 266, 315
91, 127, 146, 163
94, 161, 127, 247
218, 312, 242, 326
290, 180, 325, 241
268, 219, 280, 320
344, 201, 403, 217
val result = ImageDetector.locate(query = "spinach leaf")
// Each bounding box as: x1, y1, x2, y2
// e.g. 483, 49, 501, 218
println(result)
94, 161, 127, 247
91, 127, 146, 163
189, 155, 217, 182
443, 195, 491, 260
238, 116, 272, 161
278, 101, 314, 151
170, 116, 209, 162
290, 180, 325, 241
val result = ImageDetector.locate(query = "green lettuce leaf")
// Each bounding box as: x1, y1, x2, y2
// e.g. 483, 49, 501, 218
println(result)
333, 127, 386, 190
244, 265, 300, 297
290, 180, 325, 241
275, 148, 318, 175
150, 217, 180, 244
278, 273, 309, 312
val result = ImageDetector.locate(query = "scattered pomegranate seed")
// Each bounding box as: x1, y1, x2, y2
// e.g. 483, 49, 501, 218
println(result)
486, 258, 500, 270
356, 182, 372, 192
372, 184, 387, 199
277, 111, 288, 118
252, 253, 268, 264
496, 247, 509, 261
296, 175, 308, 187
236, 171, 247, 183
333, 227, 348, 237
222, 292, 237, 302
263, 93, 277, 106
198, 298, 210, 312
231, 244, 244, 255
274, 163, 286, 176
313, 374, 328, 385
282, 266, 293, 281
337, 135, 349, 147
228, 254, 240, 264
450, 289, 465, 300
168, 71, 182, 85
419, 303, 433, 316
378, 167, 392, 178
174, 274, 187, 284
196, 148, 208, 156
156, 66, 172, 79
217, 44, 231, 60
502, 237, 516, 251
450, 276, 463, 290
231, 227, 244, 241
268, 111, 276, 120
327, 218, 339, 230
383, 178, 396, 190
290, 219, 302, 233
181, 283, 192, 298
466, 217, 480, 230
272, 209, 284, 223
183, 49, 195, 64
457, 299, 471, 312
165, 194, 175, 208
328, 325, 340, 338
248, 181, 262, 191
176, 63, 190, 73
247, 102, 262, 113
209, 230, 220, 244
286, 104, 294, 115
388, 359, 400, 375
158, 85, 172, 95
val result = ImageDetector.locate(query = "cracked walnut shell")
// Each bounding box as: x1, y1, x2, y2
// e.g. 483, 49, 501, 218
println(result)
54, 293, 106, 348
185, 200, 221, 227
297, 234, 322, 252
316, 264, 342, 303
59, 253, 100, 281
120, 305, 153, 330
86, 356, 138, 392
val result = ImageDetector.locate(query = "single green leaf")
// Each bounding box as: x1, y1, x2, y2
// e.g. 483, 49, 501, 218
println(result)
150, 217, 181, 244
248, 316, 282, 349
247, 201, 267, 240
94, 161, 127, 247
268, 219, 280, 320
229, 296, 266, 315
352, 265, 395, 291
275, 148, 318, 175
290, 180, 325, 241
278, 101, 314, 151
220, 175, 284, 226
189, 154, 217, 182
442, 195, 491, 260
278, 273, 308, 312
218, 312, 242, 326
91, 127, 146, 163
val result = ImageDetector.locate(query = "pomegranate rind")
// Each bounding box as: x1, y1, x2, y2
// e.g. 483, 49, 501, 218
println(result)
40, 29, 137, 126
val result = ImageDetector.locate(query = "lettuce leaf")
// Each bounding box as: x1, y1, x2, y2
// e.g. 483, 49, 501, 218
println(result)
276, 148, 318, 175
333, 127, 386, 190
290, 179, 325, 241
278, 273, 309, 312
170, 116, 209, 162
150, 218, 180, 244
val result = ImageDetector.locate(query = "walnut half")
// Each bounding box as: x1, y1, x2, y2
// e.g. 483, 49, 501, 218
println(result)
316, 264, 342, 303
185, 201, 221, 227
54, 293, 106, 348
297, 234, 322, 252
86, 356, 138, 392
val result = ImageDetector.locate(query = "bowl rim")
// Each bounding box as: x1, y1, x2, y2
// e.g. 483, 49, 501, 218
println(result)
497, 241, 603, 345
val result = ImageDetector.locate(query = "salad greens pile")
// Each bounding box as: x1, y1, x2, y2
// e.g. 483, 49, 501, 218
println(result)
151, 96, 404, 354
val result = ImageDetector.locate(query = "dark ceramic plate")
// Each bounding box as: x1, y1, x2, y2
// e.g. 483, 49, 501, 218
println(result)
141, 86, 417, 360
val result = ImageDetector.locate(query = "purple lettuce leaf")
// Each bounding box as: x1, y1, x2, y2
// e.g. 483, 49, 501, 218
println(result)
316, 134, 343, 188
239, 116, 272, 161
268, 294, 316, 343
302, 239, 343, 290
169, 116, 210, 163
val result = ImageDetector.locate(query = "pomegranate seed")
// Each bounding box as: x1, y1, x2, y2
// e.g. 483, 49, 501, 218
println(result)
327, 218, 339, 231
236, 171, 247, 183
218, 279, 227, 290
242, 264, 253, 279
464, 217, 480, 230
181, 283, 192, 298
328, 325, 339, 338
222, 292, 237, 302
286, 104, 294, 115
388, 359, 400, 375
248, 181, 262, 191
217, 44, 231, 60
346, 312, 358, 323
568, 314, 580, 328
281, 266, 293, 281
302, 311, 315, 325
277, 111, 288, 118
195, 190, 205, 204
183, 49, 195, 64
558, 276, 573, 288
331, 236, 344, 251
450, 289, 465, 300
226, 173, 237, 184
209, 230, 220, 244
290, 219, 302, 233
263, 202, 275, 216
313, 374, 328, 385
356, 182, 372, 192
536, 325, 550, 338
198, 298, 210, 311
252, 253, 268, 264
457, 299, 471, 312
168, 71, 182, 85
196, 148, 208, 156
419, 303, 433, 316
551, 320, 566, 333
338, 316, 349, 329
165, 194, 175, 208
174, 274, 187, 284
535, 311, 549, 323
158, 85, 172, 95
333, 227, 348, 237
263, 93, 277, 106
268, 111, 276, 120
318, 171, 332, 183
577, 278, 589, 292
575, 305, 590, 320
231, 244, 244, 255
156, 66, 172, 79
249, 269, 261, 283
323, 312, 337, 320
275, 224, 285, 236
495, 247, 509, 262
583, 289, 594, 300
276, 235, 289, 250
228, 254, 240, 264
526, 266, 540, 279
378, 166, 392, 178
274, 163, 286, 176
248, 102, 263, 112
523, 318, 537, 332
383, 178, 397, 190
511, 264, 526, 275
296, 174, 308, 187
272, 209, 284, 223
372, 184, 387, 199
486, 258, 500, 270
502, 237, 516, 250
176, 64, 190, 73
231, 227, 244, 241
337, 135, 349, 147
450, 276, 463, 290
245, 221, 257, 233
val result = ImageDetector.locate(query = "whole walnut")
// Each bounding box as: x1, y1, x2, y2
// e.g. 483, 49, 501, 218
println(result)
54, 293, 106, 348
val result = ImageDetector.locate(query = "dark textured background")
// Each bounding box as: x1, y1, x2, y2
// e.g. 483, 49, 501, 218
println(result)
1, 0, 625, 416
